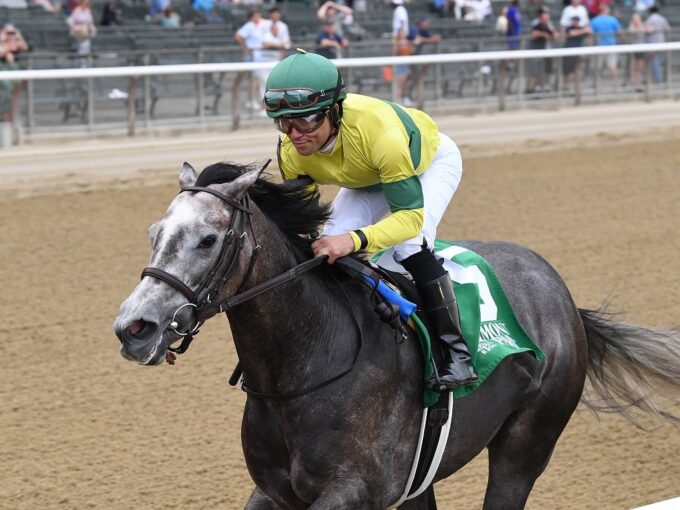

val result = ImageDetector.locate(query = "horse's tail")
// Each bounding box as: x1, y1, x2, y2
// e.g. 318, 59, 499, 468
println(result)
579, 307, 680, 426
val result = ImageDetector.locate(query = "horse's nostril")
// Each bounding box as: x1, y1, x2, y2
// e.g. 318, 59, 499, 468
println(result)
129, 320, 145, 336
124, 319, 157, 343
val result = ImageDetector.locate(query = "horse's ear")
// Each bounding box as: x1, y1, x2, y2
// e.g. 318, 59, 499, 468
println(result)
222, 160, 270, 199
179, 162, 197, 189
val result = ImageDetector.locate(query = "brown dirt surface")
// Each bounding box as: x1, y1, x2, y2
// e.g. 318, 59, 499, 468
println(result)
1, 103, 679, 509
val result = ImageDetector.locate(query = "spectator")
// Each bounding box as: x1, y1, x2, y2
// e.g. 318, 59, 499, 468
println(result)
61, 0, 78, 16
254, 9, 291, 103
405, 16, 441, 105
495, 5, 508, 35
582, 0, 609, 20
268, 7, 290, 50
0, 23, 29, 122
392, 0, 409, 39
590, 4, 621, 88
192, 0, 221, 24
559, 0, 589, 37
160, 7, 181, 28
235, 10, 268, 109
392, 26, 413, 105
506, 0, 522, 49
67, 0, 97, 64
100, 1, 120, 26
463, 0, 492, 21
32, 0, 58, 12
562, 15, 591, 90
627, 12, 646, 90
526, 8, 558, 93
316, 19, 348, 59
644, 6, 671, 83
149, 0, 169, 21
634, 0, 654, 14
317, 1, 353, 36
407, 15, 442, 53
430, 0, 445, 18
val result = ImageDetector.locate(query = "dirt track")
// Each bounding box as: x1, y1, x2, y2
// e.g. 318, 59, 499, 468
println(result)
1, 103, 679, 509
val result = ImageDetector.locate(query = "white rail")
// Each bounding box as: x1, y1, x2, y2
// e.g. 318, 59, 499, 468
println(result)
1, 43, 679, 81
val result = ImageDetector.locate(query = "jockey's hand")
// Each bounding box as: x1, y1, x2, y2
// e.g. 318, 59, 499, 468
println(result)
311, 233, 355, 264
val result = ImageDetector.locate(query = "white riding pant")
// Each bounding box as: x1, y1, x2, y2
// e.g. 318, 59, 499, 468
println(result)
323, 132, 462, 262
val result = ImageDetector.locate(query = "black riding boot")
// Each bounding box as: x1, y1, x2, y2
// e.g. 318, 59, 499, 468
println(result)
417, 274, 478, 390
402, 249, 478, 391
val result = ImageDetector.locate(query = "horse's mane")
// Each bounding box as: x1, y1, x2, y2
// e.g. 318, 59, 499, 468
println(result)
196, 162, 332, 250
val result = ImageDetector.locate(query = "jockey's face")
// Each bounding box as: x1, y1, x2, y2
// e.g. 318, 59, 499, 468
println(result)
287, 112, 333, 156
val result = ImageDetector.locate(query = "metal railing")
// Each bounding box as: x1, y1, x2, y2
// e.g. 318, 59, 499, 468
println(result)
0, 42, 678, 144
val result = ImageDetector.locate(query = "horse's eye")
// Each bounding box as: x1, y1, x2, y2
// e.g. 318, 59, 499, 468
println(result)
198, 235, 217, 249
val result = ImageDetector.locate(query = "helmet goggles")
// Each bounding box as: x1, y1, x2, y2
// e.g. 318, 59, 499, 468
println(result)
274, 110, 329, 135
264, 72, 344, 112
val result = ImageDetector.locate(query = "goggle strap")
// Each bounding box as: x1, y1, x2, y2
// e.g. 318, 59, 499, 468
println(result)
331, 70, 344, 105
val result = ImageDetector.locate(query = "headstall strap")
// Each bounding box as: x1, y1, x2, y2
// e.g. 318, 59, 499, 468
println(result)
180, 186, 252, 213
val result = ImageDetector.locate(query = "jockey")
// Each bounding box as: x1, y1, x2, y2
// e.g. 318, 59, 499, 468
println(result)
264, 49, 477, 390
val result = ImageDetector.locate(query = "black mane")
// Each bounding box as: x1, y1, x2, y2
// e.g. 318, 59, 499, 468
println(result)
196, 162, 332, 245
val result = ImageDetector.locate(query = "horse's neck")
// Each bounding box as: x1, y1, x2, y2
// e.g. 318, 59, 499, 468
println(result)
227, 216, 352, 394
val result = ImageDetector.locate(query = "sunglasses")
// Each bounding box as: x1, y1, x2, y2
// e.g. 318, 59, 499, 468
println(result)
263, 72, 344, 112
274, 110, 329, 135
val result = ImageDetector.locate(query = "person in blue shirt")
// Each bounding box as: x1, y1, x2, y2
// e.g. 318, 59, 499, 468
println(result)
315, 19, 348, 59
506, 0, 522, 49
590, 4, 622, 88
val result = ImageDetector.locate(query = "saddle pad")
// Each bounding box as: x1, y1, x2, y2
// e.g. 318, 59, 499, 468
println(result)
371, 240, 544, 405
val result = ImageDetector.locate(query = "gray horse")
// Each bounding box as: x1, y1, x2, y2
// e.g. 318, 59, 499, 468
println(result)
114, 162, 680, 509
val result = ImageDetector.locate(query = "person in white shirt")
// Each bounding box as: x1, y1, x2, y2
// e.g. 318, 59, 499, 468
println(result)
267, 7, 290, 51
256, 7, 292, 102
559, 0, 589, 36
464, 0, 492, 21
392, 0, 409, 38
235, 10, 268, 110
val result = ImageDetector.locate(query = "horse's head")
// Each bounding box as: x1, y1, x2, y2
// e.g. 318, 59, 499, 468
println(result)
113, 162, 263, 365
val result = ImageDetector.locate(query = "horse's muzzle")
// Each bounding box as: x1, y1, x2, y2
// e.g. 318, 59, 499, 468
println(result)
114, 318, 165, 365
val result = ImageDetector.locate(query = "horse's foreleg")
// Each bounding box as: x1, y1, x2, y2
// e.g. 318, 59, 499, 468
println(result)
397, 486, 438, 510
307, 480, 382, 510
244, 488, 286, 510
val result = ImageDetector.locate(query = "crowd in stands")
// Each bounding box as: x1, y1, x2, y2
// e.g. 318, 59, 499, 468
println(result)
489, 0, 672, 93
0, 0, 676, 124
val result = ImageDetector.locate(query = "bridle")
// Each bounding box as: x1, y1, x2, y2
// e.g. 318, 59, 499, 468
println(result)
141, 181, 258, 354
139, 161, 330, 355
139, 162, 365, 400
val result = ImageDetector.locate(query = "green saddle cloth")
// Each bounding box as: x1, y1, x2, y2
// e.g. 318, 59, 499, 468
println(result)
372, 240, 544, 407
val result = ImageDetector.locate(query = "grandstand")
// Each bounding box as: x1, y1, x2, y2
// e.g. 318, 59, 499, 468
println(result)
0, 0, 679, 141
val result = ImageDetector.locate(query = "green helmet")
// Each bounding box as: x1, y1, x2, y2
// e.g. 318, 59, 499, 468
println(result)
264, 49, 347, 119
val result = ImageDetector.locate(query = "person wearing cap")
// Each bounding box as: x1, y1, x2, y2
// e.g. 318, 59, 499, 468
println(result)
263, 50, 477, 390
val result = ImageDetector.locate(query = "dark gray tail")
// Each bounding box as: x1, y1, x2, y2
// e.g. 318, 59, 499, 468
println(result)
579, 308, 680, 426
